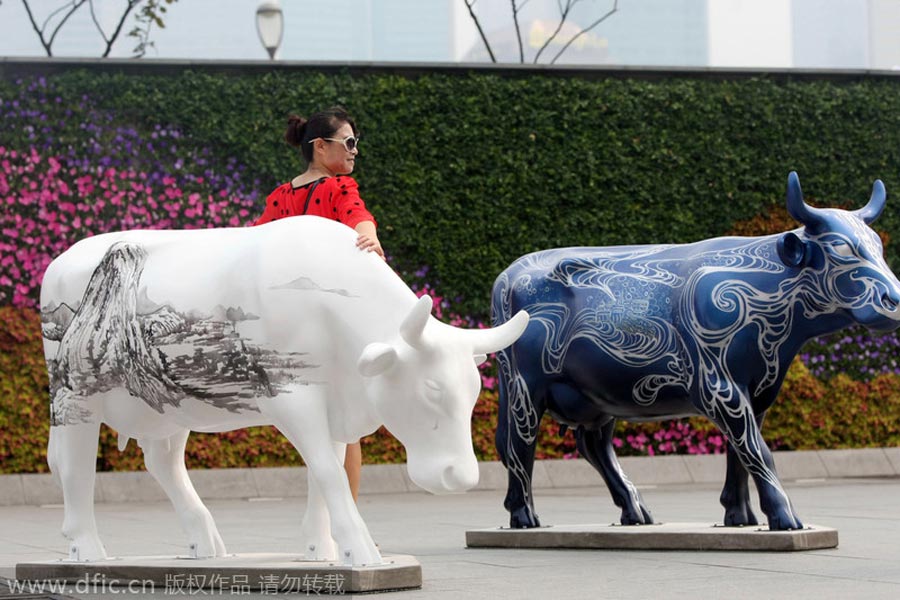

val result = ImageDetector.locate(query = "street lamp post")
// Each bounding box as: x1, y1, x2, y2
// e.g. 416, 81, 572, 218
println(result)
256, 1, 284, 60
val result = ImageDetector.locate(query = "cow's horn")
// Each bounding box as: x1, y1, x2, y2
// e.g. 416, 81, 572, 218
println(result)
469, 310, 530, 356
786, 171, 824, 228
399, 295, 433, 348
854, 179, 886, 224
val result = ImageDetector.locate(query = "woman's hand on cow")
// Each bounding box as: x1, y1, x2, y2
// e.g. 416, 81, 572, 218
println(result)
356, 233, 384, 258
354, 221, 385, 259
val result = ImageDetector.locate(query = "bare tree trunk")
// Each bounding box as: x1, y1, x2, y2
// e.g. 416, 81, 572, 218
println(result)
463, 0, 620, 65
20, 0, 89, 57
463, 0, 497, 63
88, 0, 141, 58
533, 0, 577, 64
551, 0, 619, 64
510, 0, 529, 63
19, 0, 174, 59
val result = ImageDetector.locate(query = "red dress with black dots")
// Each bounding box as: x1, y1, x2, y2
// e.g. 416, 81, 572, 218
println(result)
254, 175, 376, 229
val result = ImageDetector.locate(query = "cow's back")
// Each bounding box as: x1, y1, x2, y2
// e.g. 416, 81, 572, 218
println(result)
42, 217, 412, 339
40, 217, 417, 432
492, 245, 705, 420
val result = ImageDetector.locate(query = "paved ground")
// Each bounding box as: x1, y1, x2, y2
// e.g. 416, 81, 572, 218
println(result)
1, 476, 899, 599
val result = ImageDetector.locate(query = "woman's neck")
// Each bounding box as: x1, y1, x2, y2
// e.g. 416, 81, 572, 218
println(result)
292, 165, 335, 187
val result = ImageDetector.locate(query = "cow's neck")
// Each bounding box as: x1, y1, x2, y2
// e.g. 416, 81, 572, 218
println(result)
328, 269, 418, 440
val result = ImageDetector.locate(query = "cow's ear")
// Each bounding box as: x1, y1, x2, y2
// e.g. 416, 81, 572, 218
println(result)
777, 232, 808, 267
474, 353, 488, 366
358, 343, 398, 377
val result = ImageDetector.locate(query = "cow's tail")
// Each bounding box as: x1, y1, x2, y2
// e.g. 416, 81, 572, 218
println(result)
491, 271, 515, 467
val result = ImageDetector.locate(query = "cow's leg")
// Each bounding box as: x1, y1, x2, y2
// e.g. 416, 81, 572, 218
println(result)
299, 442, 342, 561
720, 442, 758, 526
495, 348, 545, 529
700, 387, 801, 530
576, 419, 653, 525
48, 421, 107, 561
259, 392, 380, 566
141, 429, 227, 558
719, 412, 769, 527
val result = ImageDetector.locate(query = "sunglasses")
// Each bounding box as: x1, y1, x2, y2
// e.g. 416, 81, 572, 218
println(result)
312, 135, 359, 152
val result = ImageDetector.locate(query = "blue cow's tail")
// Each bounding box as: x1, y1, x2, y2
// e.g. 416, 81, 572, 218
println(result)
492, 271, 514, 468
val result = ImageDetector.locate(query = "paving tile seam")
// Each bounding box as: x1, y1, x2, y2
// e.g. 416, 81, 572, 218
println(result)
665, 560, 874, 580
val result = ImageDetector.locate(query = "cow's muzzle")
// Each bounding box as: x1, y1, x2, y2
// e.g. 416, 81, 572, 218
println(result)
407, 455, 479, 495
440, 464, 479, 493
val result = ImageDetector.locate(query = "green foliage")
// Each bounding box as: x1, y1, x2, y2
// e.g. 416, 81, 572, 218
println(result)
4, 66, 900, 473
3, 309, 900, 474
766, 360, 900, 450
3, 68, 899, 317
0, 307, 50, 473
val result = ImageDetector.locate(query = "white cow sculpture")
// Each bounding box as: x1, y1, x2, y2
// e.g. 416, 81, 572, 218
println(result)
39, 216, 529, 566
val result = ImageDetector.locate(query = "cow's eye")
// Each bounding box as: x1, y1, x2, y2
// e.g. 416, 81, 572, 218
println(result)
424, 379, 443, 406
832, 241, 854, 257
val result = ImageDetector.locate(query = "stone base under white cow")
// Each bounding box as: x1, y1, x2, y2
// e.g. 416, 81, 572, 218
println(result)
16, 553, 422, 594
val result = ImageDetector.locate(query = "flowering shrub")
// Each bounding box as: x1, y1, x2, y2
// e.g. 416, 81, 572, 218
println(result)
5, 298, 900, 473
3, 76, 899, 472
0, 307, 48, 473
765, 359, 900, 450
0, 77, 261, 308
800, 326, 900, 381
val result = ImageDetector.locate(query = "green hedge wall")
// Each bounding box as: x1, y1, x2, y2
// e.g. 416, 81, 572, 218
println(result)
4, 303, 900, 474
3, 66, 899, 316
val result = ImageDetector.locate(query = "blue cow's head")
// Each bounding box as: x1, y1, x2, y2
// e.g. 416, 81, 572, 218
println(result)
776, 172, 900, 332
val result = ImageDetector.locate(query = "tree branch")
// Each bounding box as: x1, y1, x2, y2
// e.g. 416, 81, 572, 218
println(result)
45, 0, 88, 51
21, 0, 88, 56
463, 0, 496, 63
95, 0, 141, 57
533, 0, 576, 64
129, 0, 170, 58
551, 0, 618, 64
88, 0, 110, 44
20, 0, 52, 56
510, 0, 524, 63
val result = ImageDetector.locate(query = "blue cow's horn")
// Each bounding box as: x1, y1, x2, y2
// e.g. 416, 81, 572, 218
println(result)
854, 179, 886, 225
786, 171, 825, 230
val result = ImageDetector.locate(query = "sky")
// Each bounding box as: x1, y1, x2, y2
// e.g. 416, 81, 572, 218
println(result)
0, 0, 895, 69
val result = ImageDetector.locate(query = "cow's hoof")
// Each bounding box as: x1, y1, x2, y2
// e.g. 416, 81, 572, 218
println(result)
509, 507, 541, 529
724, 506, 759, 527
68, 536, 108, 562
189, 532, 227, 558
766, 509, 804, 531
620, 505, 654, 525
339, 541, 382, 566
303, 537, 339, 562
183, 513, 227, 557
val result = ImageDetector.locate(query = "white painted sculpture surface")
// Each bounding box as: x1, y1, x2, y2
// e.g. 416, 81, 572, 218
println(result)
39, 216, 529, 566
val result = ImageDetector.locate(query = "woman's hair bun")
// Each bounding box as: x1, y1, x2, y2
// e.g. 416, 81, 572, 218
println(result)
285, 114, 308, 148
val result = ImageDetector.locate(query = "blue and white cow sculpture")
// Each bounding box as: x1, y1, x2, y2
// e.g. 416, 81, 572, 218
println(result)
492, 172, 900, 531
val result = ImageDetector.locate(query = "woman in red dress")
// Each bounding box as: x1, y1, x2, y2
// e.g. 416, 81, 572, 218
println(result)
255, 107, 383, 501
255, 107, 383, 259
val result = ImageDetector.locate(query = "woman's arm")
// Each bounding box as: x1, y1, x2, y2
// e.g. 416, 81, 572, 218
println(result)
354, 220, 384, 259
